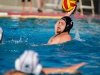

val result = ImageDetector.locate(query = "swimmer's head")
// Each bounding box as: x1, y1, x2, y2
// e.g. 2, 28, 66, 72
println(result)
55, 16, 73, 34
61, 16, 73, 33
15, 50, 42, 75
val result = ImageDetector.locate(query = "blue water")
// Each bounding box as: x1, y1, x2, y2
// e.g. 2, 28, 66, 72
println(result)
0, 17, 100, 75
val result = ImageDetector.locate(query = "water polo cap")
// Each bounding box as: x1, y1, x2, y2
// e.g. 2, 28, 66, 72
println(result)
61, 16, 73, 32
15, 50, 42, 75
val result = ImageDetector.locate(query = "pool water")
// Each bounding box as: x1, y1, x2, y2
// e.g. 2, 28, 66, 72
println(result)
0, 17, 100, 75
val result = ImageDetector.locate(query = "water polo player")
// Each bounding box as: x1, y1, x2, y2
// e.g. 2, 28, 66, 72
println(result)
47, 6, 76, 45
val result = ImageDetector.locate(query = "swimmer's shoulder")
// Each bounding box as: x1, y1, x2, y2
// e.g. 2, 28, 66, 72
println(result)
59, 34, 72, 43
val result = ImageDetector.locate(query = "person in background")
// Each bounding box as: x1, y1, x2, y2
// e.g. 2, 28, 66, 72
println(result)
0, 27, 3, 43
36, 0, 45, 12
21, 0, 33, 13
4, 50, 87, 75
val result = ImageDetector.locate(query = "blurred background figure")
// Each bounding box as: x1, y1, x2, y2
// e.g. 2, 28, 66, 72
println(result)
36, 0, 45, 12
0, 27, 3, 43
21, 0, 33, 13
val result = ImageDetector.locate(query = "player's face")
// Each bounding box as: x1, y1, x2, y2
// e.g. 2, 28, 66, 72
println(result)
55, 19, 66, 34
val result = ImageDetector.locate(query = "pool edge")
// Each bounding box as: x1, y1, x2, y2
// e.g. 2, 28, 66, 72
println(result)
0, 11, 100, 20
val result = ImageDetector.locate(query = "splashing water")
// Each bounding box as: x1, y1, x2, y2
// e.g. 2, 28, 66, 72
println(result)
74, 26, 83, 41
71, 15, 84, 41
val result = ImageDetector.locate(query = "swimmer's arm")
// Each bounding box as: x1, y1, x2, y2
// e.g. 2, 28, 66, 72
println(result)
65, 6, 77, 17
41, 68, 80, 74
41, 62, 86, 74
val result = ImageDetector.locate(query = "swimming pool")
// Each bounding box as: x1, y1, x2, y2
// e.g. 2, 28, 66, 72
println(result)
0, 17, 100, 75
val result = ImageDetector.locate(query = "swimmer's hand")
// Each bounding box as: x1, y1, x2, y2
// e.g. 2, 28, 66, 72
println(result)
65, 6, 77, 17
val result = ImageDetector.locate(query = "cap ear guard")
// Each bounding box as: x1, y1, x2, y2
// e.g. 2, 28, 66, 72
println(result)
31, 52, 42, 74
63, 21, 73, 32
15, 59, 21, 71
66, 21, 73, 31
34, 64, 42, 75
33, 54, 42, 75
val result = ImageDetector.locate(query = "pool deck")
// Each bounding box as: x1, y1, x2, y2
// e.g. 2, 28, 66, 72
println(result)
0, 10, 100, 20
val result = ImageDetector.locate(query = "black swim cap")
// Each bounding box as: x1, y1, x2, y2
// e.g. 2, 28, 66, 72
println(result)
61, 16, 73, 33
